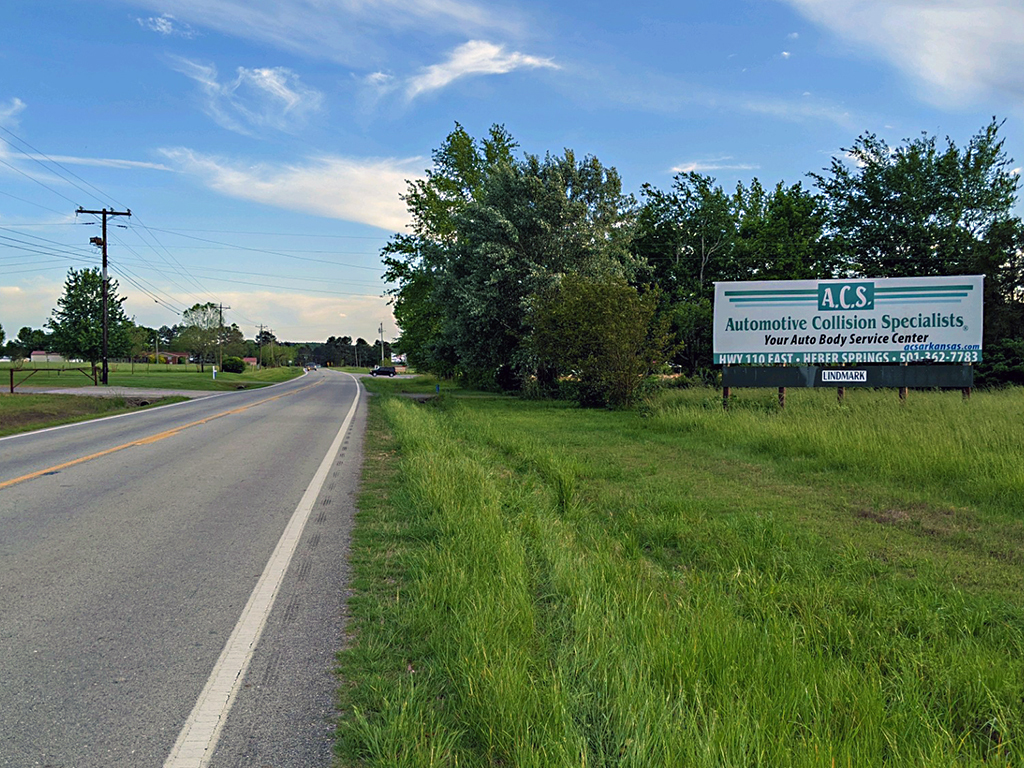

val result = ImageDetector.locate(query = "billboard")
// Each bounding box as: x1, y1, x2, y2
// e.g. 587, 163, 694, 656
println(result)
713, 275, 984, 365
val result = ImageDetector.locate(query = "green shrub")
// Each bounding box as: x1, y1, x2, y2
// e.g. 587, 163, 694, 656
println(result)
221, 356, 246, 373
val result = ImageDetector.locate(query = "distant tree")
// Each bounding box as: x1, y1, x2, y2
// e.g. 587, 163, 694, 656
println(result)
256, 328, 278, 367
47, 268, 132, 378
0, 322, 5, 349
7, 327, 49, 361
532, 275, 672, 408
127, 324, 151, 372
180, 302, 221, 371
220, 323, 246, 359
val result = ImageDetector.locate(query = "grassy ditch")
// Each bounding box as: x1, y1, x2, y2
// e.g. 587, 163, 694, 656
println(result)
336, 386, 1023, 767
0, 393, 188, 437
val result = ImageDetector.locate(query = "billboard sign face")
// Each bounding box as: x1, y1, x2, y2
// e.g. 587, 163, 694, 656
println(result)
713, 275, 984, 364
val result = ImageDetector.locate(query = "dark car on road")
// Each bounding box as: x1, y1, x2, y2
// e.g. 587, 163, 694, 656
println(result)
370, 366, 396, 377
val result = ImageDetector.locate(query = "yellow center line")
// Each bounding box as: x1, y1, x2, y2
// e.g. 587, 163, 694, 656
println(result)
0, 380, 324, 491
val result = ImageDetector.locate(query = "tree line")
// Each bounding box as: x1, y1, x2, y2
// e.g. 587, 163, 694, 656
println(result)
383, 120, 1024, 405
0, 272, 390, 375
3, 279, 294, 374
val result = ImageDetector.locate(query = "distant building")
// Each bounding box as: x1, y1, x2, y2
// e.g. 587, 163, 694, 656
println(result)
30, 351, 65, 363
243, 357, 258, 368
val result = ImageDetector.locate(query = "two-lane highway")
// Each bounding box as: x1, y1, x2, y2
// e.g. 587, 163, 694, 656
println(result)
0, 369, 365, 766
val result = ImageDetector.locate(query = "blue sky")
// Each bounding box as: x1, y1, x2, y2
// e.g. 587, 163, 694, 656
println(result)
1, 0, 1021, 345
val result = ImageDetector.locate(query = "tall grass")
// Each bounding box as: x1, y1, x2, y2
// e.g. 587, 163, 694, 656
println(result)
336, 388, 1024, 767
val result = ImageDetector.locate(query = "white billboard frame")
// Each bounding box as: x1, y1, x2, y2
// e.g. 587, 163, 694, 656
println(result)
713, 275, 984, 365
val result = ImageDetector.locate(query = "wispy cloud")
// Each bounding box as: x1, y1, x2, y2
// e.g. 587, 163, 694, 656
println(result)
26, 154, 173, 171
159, 148, 421, 231
598, 71, 857, 128
171, 58, 323, 135
0, 97, 26, 127
122, 0, 523, 65
672, 157, 760, 173
405, 40, 558, 99
137, 13, 196, 37
778, 0, 1024, 106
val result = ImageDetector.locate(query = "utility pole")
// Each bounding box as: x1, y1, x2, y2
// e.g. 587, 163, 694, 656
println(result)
257, 324, 264, 369
217, 303, 231, 370
379, 322, 385, 363
78, 207, 131, 385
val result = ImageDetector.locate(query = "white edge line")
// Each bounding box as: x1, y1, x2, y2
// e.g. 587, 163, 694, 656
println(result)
0, 373, 307, 443
163, 372, 361, 768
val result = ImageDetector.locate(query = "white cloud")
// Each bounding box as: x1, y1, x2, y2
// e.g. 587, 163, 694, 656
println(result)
777, 0, 1024, 106
406, 40, 558, 99
25, 154, 172, 171
787, 31, 800, 39
120, 0, 523, 65
159, 148, 421, 231
781, 51, 792, 59
672, 157, 760, 173
0, 97, 26, 127
137, 13, 196, 37
365, 71, 395, 88
171, 58, 323, 135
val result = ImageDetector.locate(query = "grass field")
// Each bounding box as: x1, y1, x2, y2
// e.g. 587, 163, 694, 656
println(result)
336, 383, 1024, 767
0, 363, 304, 435
0, 393, 189, 437
0, 362, 303, 393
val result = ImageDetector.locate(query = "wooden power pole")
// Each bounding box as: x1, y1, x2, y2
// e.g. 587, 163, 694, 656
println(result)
77, 207, 131, 385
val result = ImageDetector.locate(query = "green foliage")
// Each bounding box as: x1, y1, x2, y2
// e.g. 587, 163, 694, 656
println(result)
382, 123, 519, 375
386, 120, 1024, 388
532, 275, 672, 407
811, 119, 1020, 281
4, 326, 50, 359
0, 322, 5, 348
220, 356, 246, 373
179, 302, 222, 371
46, 268, 132, 369
812, 118, 1024, 380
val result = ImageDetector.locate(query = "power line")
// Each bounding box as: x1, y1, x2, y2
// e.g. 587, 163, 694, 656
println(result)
131, 226, 384, 271
147, 226, 387, 240
0, 126, 120, 209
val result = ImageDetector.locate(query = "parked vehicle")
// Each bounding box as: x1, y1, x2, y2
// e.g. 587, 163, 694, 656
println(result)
370, 365, 396, 377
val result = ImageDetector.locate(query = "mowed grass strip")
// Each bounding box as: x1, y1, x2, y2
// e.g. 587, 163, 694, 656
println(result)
0, 362, 303, 391
0, 393, 188, 437
336, 386, 1024, 767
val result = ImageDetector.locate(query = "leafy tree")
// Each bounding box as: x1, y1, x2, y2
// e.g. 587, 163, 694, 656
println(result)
532, 275, 672, 408
732, 180, 834, 281
637, 173, 739, 301
219, 323, 246, 359
127, 324, 152, 372
812, 119, 1024, 381
0, 322, 5, 349
180, 302, 221, 371
812, 120, 1020, 280
47, 268, 131, 378
436, 149, 637, 388
6, 326, 49, 361
382, 123, 519, 374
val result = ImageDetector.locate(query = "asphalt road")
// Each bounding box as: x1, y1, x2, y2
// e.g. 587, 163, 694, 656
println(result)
0, 369, 365, 767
